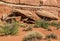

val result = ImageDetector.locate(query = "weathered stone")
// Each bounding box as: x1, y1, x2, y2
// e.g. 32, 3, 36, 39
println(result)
20, 0, 40, 5
14, 9, 40, 21
0, 4, 12, 19
40, 6, 58, 16
36, 10, 59, 20
43, 0, 57, 6
57, 0, 60, 7
2, 0, 20, 4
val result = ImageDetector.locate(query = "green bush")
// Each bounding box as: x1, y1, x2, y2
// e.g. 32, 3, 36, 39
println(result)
46, 33, 57, 39
0, 26, 5, 35
23, 31, 43, 41
50, 21, 58, 27
0, 21, 19, 36
3, 25, 11, 35
34, 20, 49, 29
50, 21, 60, 29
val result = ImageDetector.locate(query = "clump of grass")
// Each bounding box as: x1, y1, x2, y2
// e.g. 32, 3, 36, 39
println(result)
0, 21, 19, 36
50, 21, 60, 30
34, 19, 60, 30
46, 33, 57, 39
34, 19, 49, 29
23, 31, 43, 41
50, 21, 58, 27
0, 26, 5, 35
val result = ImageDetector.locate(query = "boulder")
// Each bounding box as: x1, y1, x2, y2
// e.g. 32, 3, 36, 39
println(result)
14, 9, 40, 21
36, 10, 59, 20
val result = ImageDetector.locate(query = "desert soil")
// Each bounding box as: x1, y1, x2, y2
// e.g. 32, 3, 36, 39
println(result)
0, 26, 60, 41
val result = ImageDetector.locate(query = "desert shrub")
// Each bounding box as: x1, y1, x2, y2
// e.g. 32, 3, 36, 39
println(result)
34, 20, 49, 29
50, 21, 58, 27
0, 26, 5, 35
50, 21, 60, 29
0, 21, 19, 36
46, 33, 57, 39
6, 22, 18, 35
3, 24, 11, 35
56, 22, 60, 29
23, 31, 43, 41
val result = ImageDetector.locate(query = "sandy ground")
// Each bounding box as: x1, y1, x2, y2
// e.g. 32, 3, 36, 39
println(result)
0, 26, 60, 41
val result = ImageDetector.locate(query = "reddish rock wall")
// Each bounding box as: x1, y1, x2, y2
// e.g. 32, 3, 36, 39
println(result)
0, 0, 60, 18
57, 0, 60, 7
0, 4, 12, 18
2, 0, 20, 4
2, 0, 58, 6
43, 0, 57, 6
20, 0, 40, 5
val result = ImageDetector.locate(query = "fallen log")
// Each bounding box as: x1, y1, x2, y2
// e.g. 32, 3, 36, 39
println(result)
36, 10, 59, 20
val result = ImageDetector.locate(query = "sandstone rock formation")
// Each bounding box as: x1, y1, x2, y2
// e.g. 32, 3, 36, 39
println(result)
0, 4, 12, 19
0, 0, 60, 23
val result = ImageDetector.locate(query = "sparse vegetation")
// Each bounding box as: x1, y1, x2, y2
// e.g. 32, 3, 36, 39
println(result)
50, 21, 58, 27
0, 0, 60, 41
34, 20, 60, 30
34, 19, 49, 29
46, 33, 57, 39
0, 21, 19, 36
23, 31, 43, 41
50, 21, 60, 30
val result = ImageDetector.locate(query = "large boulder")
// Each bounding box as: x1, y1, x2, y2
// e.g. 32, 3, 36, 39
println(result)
40, 6, 58, 16
13, 9, 40, 21
36, 10, 59, 20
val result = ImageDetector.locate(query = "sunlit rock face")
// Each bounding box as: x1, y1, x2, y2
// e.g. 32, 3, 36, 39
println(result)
2, 0, 40, 5
2, 0, 20, 4
57, 0, 60, 7
57, 0, 60, 17
40, 6, 58, 16
20, 0, 40, 6
1, 0, 58, 6
0, 4, 12, 18
42, 0, 57, 6
0, 0, 59, 18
